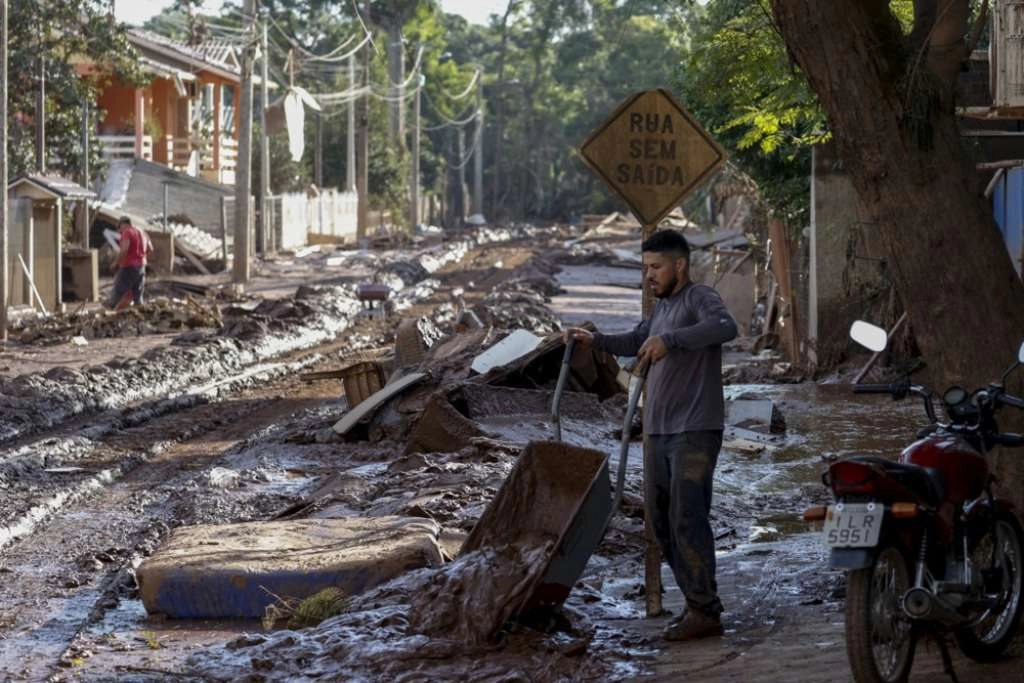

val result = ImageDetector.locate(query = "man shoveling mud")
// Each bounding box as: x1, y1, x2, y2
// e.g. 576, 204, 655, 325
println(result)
565, 229, 737, 641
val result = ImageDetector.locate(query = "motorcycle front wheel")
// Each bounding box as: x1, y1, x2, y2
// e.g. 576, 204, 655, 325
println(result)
956, 512, 1024, 662
845, 544, 916, 683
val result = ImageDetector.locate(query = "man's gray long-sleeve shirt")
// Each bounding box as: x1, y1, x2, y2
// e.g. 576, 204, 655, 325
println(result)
594, 282, 737, 435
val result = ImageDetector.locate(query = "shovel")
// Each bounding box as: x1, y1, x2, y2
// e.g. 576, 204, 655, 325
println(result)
611, 358, 649, 519
550, 337, 576, 442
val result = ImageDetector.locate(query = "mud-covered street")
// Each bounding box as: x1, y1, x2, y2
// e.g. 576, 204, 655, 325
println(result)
0, 224, 1018, 683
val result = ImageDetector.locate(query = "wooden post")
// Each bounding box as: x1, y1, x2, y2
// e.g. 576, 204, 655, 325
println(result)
410, 76, 421, 230
36, 56, 45, 172
356, 0, 370, 240
768, 218, 801, 364
0, 0, 7, 343
641, 221, 663, 618
79, 100, 90, 247
163, 182, 169, 232
134, 87, 145, 159
233, 0, 255, 285
314, 111, 324, 187
220, 195, 228, 262
473, 73, 484, 217
259, 14, 270, 255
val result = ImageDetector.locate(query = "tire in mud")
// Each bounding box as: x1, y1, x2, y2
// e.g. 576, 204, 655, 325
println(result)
845, 545, 916, 683
955, 512, 1024, 662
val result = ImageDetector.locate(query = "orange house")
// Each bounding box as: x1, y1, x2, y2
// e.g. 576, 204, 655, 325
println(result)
83, 29, 250, 186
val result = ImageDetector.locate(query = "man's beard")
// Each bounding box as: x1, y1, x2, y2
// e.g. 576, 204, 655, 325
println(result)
652, 275, 678, 299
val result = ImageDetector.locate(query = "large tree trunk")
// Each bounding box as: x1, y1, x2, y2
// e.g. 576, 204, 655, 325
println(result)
770, 0, 1024, 508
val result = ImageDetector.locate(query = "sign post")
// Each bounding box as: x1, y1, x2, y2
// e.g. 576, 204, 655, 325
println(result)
579, 89, 726, 618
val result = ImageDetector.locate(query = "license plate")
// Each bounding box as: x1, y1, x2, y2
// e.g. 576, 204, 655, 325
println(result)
823, 503, 882, 548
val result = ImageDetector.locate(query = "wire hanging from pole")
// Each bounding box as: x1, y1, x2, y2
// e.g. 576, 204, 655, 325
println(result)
422, 91, 479, 129
438, 69, 480, 101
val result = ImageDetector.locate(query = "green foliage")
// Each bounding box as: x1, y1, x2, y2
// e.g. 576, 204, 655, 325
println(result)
7, 0, 142, 181
676, 0, 825, 222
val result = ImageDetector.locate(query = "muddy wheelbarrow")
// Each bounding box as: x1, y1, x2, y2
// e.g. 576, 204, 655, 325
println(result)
459, 346, 648, 619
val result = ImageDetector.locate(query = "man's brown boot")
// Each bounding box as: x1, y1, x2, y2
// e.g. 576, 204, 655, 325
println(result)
663, 610, 724, 642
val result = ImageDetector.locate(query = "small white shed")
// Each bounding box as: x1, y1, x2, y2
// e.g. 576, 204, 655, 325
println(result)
7, 174, 96, 313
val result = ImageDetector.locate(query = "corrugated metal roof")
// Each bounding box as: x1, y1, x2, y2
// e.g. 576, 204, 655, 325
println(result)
128, 29, 241, 80
9, 174, 97, 199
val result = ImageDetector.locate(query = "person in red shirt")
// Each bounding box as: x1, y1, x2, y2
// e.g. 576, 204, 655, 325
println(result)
107, 217, 153, 310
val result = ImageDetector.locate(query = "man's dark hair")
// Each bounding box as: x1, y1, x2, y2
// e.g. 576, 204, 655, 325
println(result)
118, 216, 132, 226
641, 229, 690, 259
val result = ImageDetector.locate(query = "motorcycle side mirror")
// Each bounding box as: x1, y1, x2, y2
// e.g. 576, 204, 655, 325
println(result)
850, 320, 887, 353
997, 340, 1024, 384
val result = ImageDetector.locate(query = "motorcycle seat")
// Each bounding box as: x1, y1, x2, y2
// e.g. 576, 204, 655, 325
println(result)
846, 456, 946, 504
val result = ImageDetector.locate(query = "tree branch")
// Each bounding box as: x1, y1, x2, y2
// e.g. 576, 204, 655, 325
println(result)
911, 0, 939, 49
965, 0, 989, 56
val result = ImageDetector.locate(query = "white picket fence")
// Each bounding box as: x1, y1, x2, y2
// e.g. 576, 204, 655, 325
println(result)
278, 189, 359, 250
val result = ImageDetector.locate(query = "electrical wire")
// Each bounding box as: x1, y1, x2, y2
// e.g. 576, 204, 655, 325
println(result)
448, 127, 482, 170
350, 0, 380, 54
439, 69, 480, 101
422, 91, 479, 130
268, 15, 370, 64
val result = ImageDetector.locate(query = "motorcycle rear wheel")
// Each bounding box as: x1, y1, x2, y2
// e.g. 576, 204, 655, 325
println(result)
846, 545, 916, 683
955, 512, 1024, 662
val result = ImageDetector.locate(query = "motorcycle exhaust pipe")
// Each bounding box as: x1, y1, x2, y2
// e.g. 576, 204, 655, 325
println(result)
902, 587, 965, 625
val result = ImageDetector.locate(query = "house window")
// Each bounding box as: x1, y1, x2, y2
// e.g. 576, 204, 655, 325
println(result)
194, 83, 215, 132
221, 85, 235, 135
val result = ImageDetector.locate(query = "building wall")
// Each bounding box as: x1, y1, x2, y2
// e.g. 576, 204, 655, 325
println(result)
812, 142, 890, 366
97, 82, 137, 134
150, 78, 175, 164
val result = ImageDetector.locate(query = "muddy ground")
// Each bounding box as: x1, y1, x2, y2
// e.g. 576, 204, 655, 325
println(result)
1, 227, 1022, 682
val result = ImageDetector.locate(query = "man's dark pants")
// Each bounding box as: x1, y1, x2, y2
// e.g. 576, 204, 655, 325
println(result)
645, 430, 724, 617
108, 266, 145, 308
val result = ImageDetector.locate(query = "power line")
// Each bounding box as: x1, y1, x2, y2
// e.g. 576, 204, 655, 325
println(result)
422, 91, 479, 130
438, 69, 480, 101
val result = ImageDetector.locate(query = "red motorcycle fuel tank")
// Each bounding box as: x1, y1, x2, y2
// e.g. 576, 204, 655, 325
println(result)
900, 434, 987, 503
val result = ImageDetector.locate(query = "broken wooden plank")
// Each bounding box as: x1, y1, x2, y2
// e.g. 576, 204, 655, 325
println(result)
852, 312, 909, 384
17, 254, 48, 315
175, 241, 212, 275
769, 219, 800, 365
333, 372, 428, 435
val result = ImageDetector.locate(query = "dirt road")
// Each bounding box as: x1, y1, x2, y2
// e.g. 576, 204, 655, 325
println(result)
3, 235, 1022, 682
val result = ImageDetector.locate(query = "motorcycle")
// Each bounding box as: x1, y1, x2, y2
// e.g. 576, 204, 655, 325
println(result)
804, 320, 1024, 683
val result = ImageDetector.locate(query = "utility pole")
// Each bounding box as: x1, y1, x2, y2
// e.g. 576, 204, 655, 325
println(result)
314, 112, 323, 187
233, 0, 256, 285
259, 14, 270, 254
346, 54, 356, 192
79, 100, 90, 246
410, 75, 422, 229
36, 57, 45, 173
356, 0, 370, 240
457, 128, 466, 225
387, 26, 404, 142
472, 74, 484, 218
1, 0, 8, 343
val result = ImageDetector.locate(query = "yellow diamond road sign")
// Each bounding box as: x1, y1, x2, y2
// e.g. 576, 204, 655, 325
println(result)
579, 89, 727, 227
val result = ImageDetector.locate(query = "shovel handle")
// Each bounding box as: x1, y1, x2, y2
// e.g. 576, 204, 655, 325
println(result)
551, 337, 576, 442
